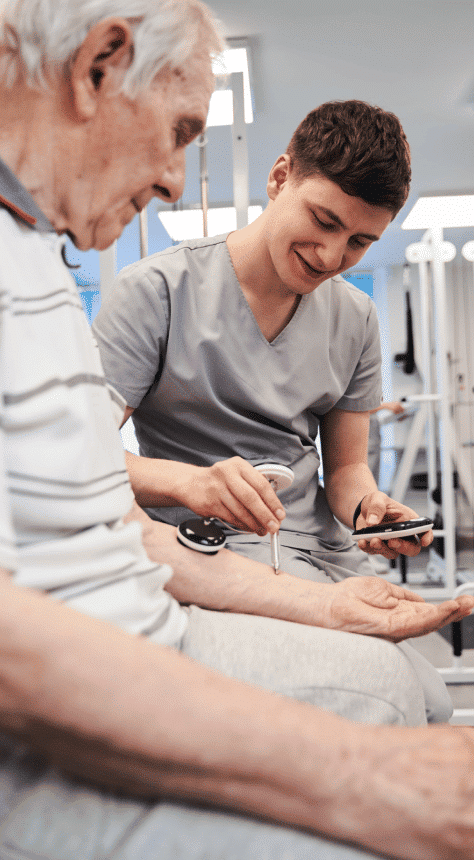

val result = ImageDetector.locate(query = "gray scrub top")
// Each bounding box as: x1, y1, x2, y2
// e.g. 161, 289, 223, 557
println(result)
93, 234, 382, 551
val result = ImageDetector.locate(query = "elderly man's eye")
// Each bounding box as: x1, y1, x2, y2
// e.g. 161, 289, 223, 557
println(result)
174, 118, 205, 148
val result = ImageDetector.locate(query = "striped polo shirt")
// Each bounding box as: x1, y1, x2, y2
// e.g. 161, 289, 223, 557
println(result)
0, 159, 187, 645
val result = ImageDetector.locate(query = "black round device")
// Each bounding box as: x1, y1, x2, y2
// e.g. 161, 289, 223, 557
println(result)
177, 518, 227, 554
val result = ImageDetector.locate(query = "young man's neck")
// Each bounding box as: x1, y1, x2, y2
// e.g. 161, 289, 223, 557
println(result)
226, 218, 302, 343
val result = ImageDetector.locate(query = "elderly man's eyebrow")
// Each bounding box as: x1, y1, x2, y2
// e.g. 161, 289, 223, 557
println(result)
175, 116, 205, 146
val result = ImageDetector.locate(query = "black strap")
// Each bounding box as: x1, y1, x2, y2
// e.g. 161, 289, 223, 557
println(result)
352, 497, 366, 531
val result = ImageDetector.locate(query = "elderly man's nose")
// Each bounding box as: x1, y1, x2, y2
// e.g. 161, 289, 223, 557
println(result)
154, 151, 186, 203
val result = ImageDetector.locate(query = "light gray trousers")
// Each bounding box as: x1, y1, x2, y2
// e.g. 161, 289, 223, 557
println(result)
0, 600, 446, 859
0, 754, 387, 860
223, 536, 453, 724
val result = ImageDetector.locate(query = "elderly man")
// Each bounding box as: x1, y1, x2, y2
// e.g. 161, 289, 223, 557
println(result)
0, 1, 473, 858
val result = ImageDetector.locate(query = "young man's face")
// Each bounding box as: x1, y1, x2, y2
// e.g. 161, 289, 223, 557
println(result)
264, 156, 393, 295
66, 47, 214, 251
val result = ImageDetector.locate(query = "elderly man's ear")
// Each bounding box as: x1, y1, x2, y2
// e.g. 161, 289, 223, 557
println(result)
69, 18, 135, 120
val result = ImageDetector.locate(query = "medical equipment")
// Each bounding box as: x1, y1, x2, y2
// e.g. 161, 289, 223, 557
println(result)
352, 517, 433, 542
254, 463, 295, 572
176, 462, 294, 570
177, 517, 226, 554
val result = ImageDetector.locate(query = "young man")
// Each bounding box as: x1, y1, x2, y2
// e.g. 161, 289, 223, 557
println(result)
1, 5, 474, 856
93, 99, 463, 725
94, 101, 430, 581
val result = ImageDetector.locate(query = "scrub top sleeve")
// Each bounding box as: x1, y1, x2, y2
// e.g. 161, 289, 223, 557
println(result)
334, 301, 383, 412
93, 263, 171, 410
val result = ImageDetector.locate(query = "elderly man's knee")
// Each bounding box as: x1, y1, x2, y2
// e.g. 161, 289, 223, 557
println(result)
322, 631, 428, 726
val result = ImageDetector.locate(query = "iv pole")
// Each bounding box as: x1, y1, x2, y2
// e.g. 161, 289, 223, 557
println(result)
197, 132, 209, 238
139, 208, 148, 259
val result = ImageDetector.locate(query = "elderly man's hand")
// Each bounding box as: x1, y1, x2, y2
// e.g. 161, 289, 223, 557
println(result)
354, 491, 434, 560
325, 576, 474, 641
339, 722, 474, 860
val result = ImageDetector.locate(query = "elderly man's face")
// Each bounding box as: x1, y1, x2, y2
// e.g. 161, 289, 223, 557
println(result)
66, 47, 214, 251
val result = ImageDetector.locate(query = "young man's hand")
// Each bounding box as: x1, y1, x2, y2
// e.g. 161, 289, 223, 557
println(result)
354, 491, 433, 560
178, 457, 286, 536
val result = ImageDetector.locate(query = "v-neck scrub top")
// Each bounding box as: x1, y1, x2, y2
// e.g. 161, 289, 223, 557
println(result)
93, 234, 383, 556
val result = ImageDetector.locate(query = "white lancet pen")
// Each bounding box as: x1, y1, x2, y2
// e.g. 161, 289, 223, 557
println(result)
270, 529, 281, 572
254, 463, 295, 574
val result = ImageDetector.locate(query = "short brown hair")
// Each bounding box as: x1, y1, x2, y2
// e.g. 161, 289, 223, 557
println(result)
286, 100, 411, 215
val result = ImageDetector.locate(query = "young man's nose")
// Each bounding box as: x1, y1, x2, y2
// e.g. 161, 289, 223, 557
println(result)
153, 150, 186, 203
317, 238, 345, 271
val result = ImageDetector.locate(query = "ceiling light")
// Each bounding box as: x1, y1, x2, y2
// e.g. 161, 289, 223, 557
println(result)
158, 205, 262, 241
207, 41, 253, 126
402, 195, 474, 229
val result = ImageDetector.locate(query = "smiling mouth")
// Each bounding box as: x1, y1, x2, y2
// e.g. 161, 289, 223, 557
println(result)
294, 249, 330, 277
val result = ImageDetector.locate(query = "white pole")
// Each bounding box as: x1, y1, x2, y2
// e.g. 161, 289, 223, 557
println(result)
430, 227, 457, 594
417, 257, 438, 521
197, 133, 209, 238
98, 243, 116, 300
139, 207, 148, 259
230, 71, 249, 230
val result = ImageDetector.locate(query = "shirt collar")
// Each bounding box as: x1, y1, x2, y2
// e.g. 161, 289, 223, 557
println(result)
0, 157, 54, 232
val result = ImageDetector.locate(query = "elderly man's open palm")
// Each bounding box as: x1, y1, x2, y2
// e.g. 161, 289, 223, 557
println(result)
325, 576, 474, 642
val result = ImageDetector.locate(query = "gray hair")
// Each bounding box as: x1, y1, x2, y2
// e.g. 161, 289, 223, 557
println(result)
0, 0, 224, 93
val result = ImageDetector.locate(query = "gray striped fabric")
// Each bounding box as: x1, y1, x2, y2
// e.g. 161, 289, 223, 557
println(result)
0, 177, 187, 646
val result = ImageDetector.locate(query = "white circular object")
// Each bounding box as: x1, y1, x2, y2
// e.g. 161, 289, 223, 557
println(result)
405, 242, 432, 263
254, 462, 295, 493
462, 240, 474, 262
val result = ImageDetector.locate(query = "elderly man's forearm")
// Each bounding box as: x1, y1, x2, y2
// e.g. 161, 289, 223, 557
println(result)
0, 570, 365, 835
128, 510, 473, 640
1, 573, 473, 860
126, 505, 336, 625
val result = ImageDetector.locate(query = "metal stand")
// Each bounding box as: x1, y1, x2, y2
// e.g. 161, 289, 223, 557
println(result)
230, 72, 249, 230
197, 133, 209, 237
404, 231, 457, 600
405, 231, 474, 722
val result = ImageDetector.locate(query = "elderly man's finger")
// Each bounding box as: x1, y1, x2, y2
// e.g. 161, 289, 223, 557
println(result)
455, 595, 474, 614
390, 584, 425, 602
437, 599, 474, 624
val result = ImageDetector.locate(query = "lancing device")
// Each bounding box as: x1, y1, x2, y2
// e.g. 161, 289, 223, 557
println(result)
254, 463, 295, 573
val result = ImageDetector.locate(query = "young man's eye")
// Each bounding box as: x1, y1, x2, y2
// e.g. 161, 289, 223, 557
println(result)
314, 213, 336, 231
350, 237, 369, 250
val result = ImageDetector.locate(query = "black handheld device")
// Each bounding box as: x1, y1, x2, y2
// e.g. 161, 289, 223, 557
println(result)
352, 517, 433, 542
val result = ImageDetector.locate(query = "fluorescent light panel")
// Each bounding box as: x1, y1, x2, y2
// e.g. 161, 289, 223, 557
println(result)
159, 206, 263, 241
402, 195, 474, 229
207, 45, 253, 126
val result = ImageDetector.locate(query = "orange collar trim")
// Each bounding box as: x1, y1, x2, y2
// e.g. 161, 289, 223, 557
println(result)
0, 192, 37, 226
